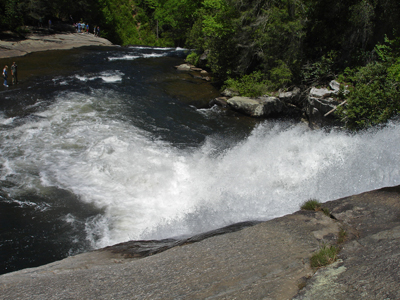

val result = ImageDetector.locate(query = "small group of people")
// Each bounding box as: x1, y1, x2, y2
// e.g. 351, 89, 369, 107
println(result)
76, 22, 89, 34
74, 22, 100, 37
3, 62, 18, 87
70, 15, 100, 37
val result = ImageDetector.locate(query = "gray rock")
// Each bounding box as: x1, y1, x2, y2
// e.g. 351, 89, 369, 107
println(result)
227, 96, 265, 117
221, 88, 239, 97
175, 64, 191, 71
227, 96, 284, 117
0, 209, 336, 300
1, 186, 399, 299
308, 96, 340, 115
259, 96, 285, 115
329, 80, 341, 92
198, 50, 209, 68
294, 186, 400, 300
309, 87, 334, 98
278, 87, 302, 105
0, 32, 114, 59
209, 97, 229, 108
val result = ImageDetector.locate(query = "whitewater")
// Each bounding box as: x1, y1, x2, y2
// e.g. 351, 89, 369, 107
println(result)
0, 46, 399, 273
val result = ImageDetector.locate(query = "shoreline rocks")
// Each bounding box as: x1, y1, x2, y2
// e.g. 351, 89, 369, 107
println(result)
212, 80, 348, 127
174, 63, 211, 81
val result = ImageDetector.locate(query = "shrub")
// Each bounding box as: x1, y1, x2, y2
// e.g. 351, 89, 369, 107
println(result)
310, 244, 339, 268
224, 71, 270, 97
186, 52, 200, 66
336, 61, 400, 129
336, 37, 400, 130
301, 199, 321, 211
269, 60, 293, 90
301, 51, 338, 85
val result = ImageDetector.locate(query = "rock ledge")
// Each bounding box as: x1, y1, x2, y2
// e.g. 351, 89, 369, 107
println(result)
1, 185, 399, 299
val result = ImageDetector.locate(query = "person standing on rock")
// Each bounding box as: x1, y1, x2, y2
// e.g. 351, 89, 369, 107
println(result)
11, 62, 17, 85
3, 65, 9, 87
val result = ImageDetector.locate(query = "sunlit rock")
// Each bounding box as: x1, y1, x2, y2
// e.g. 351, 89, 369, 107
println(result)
227, 96, 284, 117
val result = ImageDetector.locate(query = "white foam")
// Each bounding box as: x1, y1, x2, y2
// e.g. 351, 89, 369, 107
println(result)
107, 46, 185, 61
1, 90, 399, 249
75, 75, 92, 82
0, 115, 15, 125
108, 55, 140, 61
74, 71, 123, 83
142, 53, 168, 58
129, 46, 175, 50
100, 71, 123, 82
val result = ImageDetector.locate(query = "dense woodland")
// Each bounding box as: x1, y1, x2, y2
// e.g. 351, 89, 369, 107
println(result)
1, 0, 400, 129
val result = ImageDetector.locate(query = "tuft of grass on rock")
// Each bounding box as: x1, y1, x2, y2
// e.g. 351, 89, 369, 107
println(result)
321, 207, 330, 217
301, 199, 321, 211
337, 228, 347, 244
310, 244, 339, 268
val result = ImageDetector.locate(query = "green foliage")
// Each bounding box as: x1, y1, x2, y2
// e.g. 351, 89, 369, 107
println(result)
301, 51, 338, 84
2, 0, 23, 29
301, 199, 321, 211
186, 52, 199, 66
269, 60, 293, 90
153, 0, 202, 45
336, 37, 400, 130
3, 0, 400, 130
201, 0, 234, 39
224, 71, 270, 97
310, 244, 339, 268
251, 2, 306, 75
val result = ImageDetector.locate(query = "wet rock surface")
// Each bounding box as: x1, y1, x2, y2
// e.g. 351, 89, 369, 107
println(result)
0, 186, 399, 299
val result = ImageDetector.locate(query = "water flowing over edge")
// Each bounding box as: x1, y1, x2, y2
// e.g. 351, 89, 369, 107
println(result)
1, 87, 399, 249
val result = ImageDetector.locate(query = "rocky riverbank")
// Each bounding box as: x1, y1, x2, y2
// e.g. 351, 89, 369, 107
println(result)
176, 62, 348, 128
1, 185, 399, 299
0, 29, 113, 59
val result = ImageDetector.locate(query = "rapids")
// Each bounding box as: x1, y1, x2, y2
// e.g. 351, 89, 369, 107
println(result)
0, 46, 399, 274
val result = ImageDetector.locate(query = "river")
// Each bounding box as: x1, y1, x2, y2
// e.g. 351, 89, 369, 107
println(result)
0, 46, 399, 274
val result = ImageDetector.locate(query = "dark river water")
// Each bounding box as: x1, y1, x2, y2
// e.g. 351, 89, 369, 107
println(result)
0, 46, 399, 275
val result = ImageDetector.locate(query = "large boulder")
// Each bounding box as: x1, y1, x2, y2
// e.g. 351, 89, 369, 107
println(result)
175, 63, 192, 71
227, 96, 284, 117
305, 80, 348, 127
308, 97, 339, 115
278, 87, 302, 106
309, 87, 335, 98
